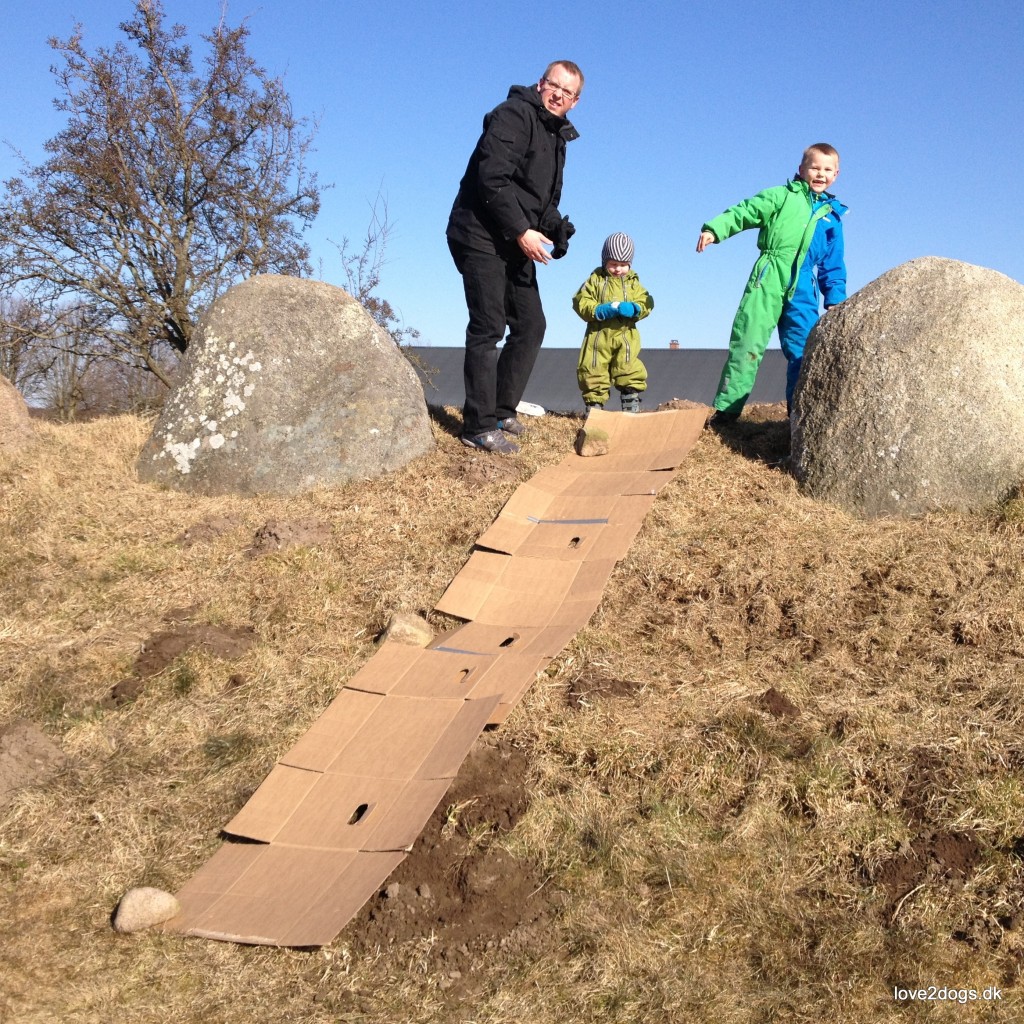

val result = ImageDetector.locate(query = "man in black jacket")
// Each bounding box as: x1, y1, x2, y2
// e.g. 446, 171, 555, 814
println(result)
447, 60, 583, 453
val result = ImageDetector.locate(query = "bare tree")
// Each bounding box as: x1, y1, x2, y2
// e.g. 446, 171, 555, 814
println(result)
0, 0, 320, 387
0, 294, 55, 402
71, 351, 170, 418
43, 346, 92, 423
331, 194, 420, 348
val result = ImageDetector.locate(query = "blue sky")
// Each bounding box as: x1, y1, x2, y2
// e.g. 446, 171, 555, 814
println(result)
2, 0, 1022, 351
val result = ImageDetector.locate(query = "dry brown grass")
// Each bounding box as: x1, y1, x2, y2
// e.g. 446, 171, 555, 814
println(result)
2, 404, 1024, 1022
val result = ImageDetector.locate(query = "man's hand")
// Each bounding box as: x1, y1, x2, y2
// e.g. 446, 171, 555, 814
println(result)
518, 229, 554, 263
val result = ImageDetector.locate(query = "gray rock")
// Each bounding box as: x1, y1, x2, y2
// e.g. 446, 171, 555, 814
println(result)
792, 257, 1024, 517
138, 275, 434, 495
380, 611, 434, 647
113, 887, 181, 933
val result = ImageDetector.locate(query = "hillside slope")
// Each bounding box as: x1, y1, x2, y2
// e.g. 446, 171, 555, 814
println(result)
1, 405, 1022, 1022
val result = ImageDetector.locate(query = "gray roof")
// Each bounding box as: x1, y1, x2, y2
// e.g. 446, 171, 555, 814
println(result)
408, 347, 785, 414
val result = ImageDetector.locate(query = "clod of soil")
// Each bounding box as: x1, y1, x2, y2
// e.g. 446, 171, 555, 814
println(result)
756, 686, 801, 719
575, 426, 609, 458
872, 829, 982, 914
247, 518, 333, 557
656, 398, 710, 413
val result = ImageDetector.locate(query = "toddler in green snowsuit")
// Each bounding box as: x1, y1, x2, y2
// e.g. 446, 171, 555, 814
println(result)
572, 232, 654, 413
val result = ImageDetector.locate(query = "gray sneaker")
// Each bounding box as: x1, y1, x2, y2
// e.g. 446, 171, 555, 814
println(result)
497, 416, 527, 436
621, 392, 642, 414
460, 430, 520, 454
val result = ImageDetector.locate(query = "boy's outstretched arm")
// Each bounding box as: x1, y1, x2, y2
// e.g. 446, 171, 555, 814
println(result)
700, 188, 786, 249
696, 229, 717, 253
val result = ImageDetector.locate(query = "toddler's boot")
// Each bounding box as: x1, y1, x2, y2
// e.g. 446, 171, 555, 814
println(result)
620, 391, 641, 414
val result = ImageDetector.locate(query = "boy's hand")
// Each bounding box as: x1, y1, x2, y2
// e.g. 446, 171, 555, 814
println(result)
594, 303, 616, 321
696, 230, 716, 253
617, 302, 638, 318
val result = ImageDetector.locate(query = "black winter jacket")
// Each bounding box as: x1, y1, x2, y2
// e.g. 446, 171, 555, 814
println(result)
447, 84, 579, 256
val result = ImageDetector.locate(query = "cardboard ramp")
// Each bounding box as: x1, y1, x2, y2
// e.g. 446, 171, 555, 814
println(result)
434, 551, 617, 628
172, 844, 406, 947
474, 482, 657, 562
574, 407, 706, 472
165, 406, 708, 945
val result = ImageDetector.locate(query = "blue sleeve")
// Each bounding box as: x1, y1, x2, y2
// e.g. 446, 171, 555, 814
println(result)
818, 219, 847, 307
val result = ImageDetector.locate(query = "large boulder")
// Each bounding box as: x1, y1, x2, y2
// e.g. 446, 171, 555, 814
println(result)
0, 375, 33, 452
792, 257, 1024, 517
138, 275, 434, 495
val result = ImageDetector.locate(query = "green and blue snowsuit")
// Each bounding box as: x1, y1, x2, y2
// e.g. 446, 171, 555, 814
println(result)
573, 268, 654, 406
704, 178, 847, 414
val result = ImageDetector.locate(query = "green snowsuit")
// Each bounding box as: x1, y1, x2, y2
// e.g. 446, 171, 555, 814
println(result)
573, 268, 654, 405
704, 178, 838, 415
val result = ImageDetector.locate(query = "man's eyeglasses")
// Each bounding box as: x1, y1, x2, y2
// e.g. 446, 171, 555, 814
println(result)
541, 77, 579, 102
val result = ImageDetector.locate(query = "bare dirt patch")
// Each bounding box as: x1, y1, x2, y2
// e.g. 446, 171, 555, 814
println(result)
756, 685, 801, 720
247, 518, 333, 557
175, 514, 245, 547
106, 620, 256, 705
567, 673, 644, 709
450, 452, 524, 487
710, 400, 791, 464
346, 735, 561, 987
0, 720, 65, 809
898, 746, 953, 824
872, 830, 982, 915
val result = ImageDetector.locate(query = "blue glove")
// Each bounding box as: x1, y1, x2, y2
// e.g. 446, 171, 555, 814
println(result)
617, 301, 638, 318
594, 303, 615, 321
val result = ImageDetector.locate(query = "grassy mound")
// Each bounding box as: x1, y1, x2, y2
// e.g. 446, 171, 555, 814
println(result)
2, 405, 1022, 1022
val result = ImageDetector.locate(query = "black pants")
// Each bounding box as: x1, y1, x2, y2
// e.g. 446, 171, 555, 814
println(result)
449, 240, 546, 436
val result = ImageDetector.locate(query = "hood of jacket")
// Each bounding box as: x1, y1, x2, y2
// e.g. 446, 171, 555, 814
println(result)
506, 83, 580, 143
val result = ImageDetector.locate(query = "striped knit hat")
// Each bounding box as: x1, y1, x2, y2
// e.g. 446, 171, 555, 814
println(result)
601, 232, 634, 265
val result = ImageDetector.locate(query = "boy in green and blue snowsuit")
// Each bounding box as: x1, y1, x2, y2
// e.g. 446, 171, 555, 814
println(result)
573, 232, 654, 413
697, 143, 847, 417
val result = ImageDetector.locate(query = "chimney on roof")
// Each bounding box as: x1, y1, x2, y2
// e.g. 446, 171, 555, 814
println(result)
669, 339, 680, 350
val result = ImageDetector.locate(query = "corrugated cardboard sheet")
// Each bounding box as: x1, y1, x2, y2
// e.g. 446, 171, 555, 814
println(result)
165, 407, 707, 945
